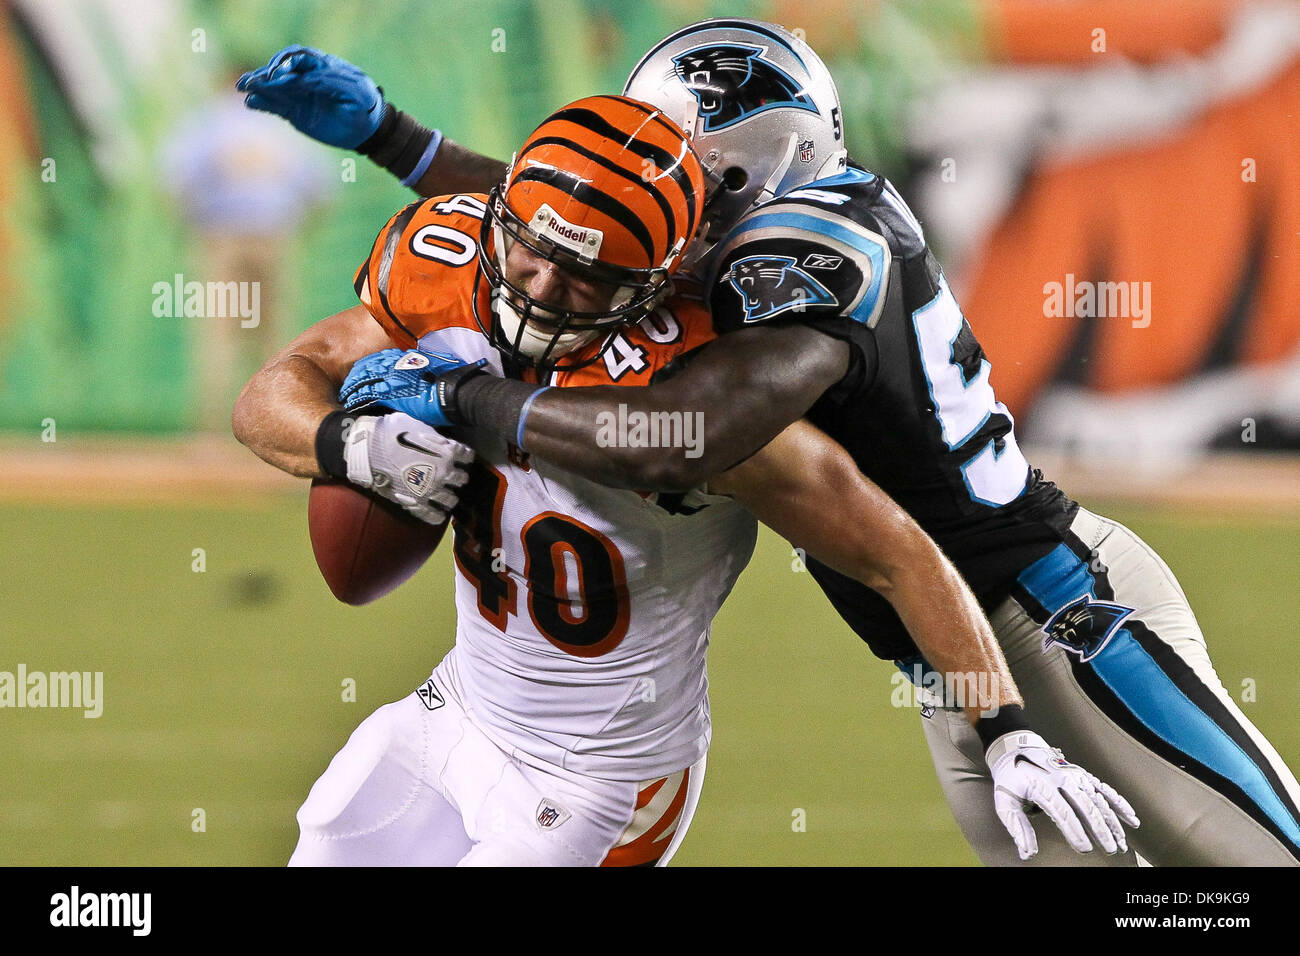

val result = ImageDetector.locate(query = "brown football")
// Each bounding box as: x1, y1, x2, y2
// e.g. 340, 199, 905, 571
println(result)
307, 479, 446, 605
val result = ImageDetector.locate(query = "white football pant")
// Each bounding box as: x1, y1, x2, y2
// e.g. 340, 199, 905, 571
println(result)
288, 648, 705, 866
919, 508, 1300, 866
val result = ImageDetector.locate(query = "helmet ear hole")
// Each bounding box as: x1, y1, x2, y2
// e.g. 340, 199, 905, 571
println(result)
722, 166, 749, 191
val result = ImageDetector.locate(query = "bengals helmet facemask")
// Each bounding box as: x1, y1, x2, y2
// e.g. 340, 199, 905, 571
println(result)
472, 94, 706, 374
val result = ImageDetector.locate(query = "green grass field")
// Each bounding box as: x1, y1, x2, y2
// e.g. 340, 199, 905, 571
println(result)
1, 496, 1296, 865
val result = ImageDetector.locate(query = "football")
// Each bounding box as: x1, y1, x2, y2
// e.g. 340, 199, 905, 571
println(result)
307, 479, 447, 605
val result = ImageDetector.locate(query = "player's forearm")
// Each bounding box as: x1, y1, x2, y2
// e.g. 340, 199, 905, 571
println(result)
232, 353, 338, 479
409, 136, 508, 197
813, 516, 1024, 723
514, 385, 717, 490
873, 535, 1024, 723
456, 325, 849, 490
355, 106, 505, 196
715, 419, 1022, 724
442, 373, 711, 489
235, 304, 397, 477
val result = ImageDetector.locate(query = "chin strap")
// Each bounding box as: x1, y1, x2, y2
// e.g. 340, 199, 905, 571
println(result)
677, 95, 701, 140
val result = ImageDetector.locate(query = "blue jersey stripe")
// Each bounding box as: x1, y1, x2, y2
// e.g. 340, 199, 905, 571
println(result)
1018, 547, 1300, 847
805, 167, 876, 190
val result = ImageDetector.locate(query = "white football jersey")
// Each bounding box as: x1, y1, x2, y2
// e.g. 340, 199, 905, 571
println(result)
425, 326, 755, 782
446, 431, 756, 781
356, 194, 759, 781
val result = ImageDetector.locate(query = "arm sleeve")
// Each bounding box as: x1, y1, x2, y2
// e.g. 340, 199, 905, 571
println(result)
705, 202, 893, 384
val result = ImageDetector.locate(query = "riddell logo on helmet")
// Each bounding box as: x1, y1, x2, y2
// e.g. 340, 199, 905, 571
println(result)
530, 204, 604, 258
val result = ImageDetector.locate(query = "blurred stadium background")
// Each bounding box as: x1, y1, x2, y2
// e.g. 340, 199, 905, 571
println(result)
1, 0, 1297, 865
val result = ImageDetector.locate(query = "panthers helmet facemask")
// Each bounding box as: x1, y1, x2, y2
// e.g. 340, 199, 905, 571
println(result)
624, 19, 848, 269
471, 95, 706, 375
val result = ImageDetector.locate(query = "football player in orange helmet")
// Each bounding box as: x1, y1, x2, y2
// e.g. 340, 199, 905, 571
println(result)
238, 96, 746, 866
473, 95, 703, 372
234, 92, 1056, 867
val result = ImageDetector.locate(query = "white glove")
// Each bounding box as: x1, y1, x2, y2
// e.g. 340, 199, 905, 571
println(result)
343, 412, 473, 525
986, 731, 1140, 860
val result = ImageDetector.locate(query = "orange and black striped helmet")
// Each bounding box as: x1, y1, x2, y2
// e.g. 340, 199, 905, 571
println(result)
474, 94, 706, 372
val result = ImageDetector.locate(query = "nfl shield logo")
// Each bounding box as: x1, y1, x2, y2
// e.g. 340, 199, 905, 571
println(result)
798, 139, 815, 163
394, 351, 431, 371
535, 799, 571, 830
403, 464, 434, 495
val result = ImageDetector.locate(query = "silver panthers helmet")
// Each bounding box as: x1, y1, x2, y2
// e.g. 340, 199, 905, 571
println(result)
624, 19, 848, 263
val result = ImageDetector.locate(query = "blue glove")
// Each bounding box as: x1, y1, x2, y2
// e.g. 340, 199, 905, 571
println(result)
340, 348, 485, 428
237, 45, 384, 149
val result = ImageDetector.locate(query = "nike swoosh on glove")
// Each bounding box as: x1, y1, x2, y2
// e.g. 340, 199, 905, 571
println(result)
986, 731, 1140, 860
343, 412, 473, 525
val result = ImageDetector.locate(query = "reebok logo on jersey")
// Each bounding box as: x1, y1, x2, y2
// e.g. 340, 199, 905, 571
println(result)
535, 799, 571, 830
1041, 595, 1135, 662
529, 203, 603, 259
803, 253, 842, 270
724, 254, 838, 322
416, 679, 444, 711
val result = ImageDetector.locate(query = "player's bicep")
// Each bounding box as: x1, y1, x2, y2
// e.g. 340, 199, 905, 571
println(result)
707, 211, 891, 335
282, 304, 396, 386
644, 323, 848, 482
714, 418, 911, 592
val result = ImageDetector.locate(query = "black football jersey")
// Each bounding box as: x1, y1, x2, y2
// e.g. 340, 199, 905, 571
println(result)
705, 165, 1077, 661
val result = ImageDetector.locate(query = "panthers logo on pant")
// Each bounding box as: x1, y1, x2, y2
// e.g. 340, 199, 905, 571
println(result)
1041, 594, 1134, 662
723, 255, 838, 322
672, 43, 820, 131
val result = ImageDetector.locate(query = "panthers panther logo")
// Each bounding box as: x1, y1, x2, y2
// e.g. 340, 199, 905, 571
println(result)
1041, 595, 1134, 662
724, 255, 837, 323
672, 43, 819, 132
